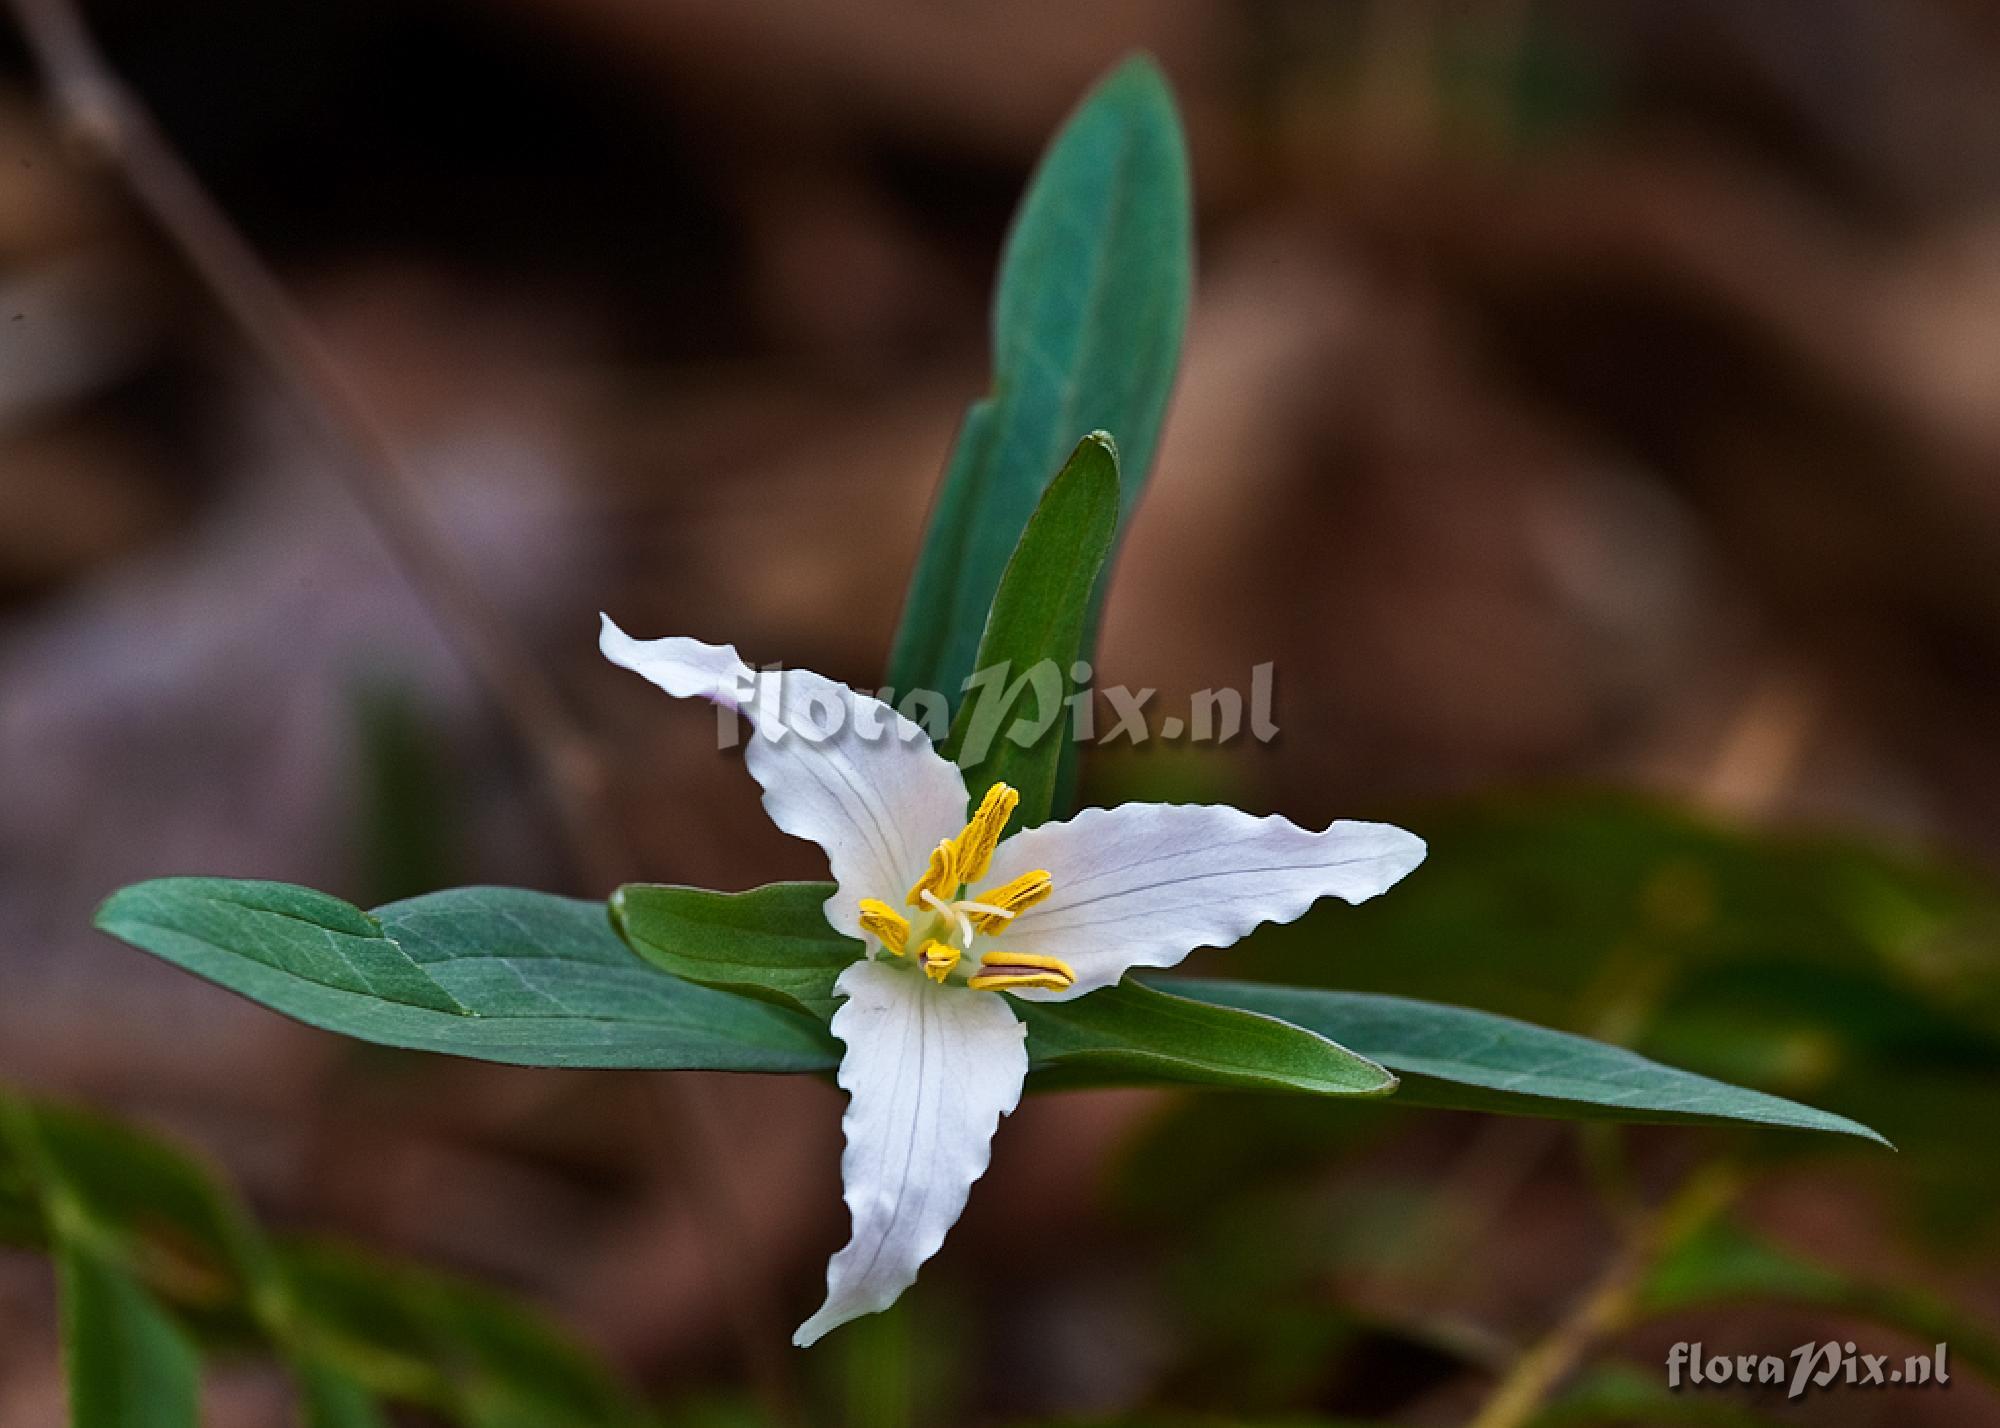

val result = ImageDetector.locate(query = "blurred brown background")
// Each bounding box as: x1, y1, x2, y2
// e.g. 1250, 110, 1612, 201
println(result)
3, 1, 2000, 1423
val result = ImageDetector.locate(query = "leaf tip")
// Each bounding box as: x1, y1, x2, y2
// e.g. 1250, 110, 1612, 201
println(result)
91, 879, 168, 939
1080, 428, 1121, 463
1102, 51, 1175, 106
89, 886, 131, 932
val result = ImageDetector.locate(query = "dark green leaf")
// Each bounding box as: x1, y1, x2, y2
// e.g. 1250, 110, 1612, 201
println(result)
13, 1098, 274, 1326
1161, 979, 1889, 1143
350, 678, 459, 905
1018, 980, 1396, 1096
96, 879, 837, 1073
1228, 793, 2000, 1079
887, 55, 1191, 707
611, 882, 856, 1019
281, 1241, 649, 1428
1640, 1222, 1999, 1380
3, 1084, 653, 1426
296, 1359, 392, 1428
58, 1244, 202, 1428
946, 432, 1120, 826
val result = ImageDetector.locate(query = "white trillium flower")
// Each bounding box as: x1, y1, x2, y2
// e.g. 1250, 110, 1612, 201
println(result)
600, 615, 1426, 1346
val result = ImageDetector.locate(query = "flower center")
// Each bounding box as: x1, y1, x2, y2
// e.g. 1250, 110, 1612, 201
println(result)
853, 782, 1073, 992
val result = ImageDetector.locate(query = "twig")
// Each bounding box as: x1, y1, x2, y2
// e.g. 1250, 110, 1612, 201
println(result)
5, 0, 629, 886
1464, 1163, 1740, 1428
4, 0, 802, 1417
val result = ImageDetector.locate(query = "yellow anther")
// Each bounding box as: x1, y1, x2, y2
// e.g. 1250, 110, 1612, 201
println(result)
963, 869, 1053, 933
917, 939, 961, 984
905, 839, 960, 908
967, 950, 1077, 993
856, 899, 910, 957
949, 783, 1019, 885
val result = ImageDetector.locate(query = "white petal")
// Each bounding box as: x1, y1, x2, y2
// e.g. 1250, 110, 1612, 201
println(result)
978, 803, 1425, 1000
793, 958, 1027, 1346
600, 616, 967, 936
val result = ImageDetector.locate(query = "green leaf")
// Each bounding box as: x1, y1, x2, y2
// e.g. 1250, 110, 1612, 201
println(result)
11, 1097, 276, 1330
1017, 980, 1396, 1097
887, 54, 1191, 707
102, 875, 1884, 1137
96, 879, 838, 1073
1640, 1222, 1999, 1381
611, 881, 855, 1019
946, 432, 1120, 826
1228, 793, 2000, 1085
604, 879, 1872, 1125
607, 879, 1389, 1095
58, 1243, 202, 1428
296, 1360, 392, 1428
1161, 979, 1889, 1144
3, 1083, 653, 1427
280, 1241, 649, 1428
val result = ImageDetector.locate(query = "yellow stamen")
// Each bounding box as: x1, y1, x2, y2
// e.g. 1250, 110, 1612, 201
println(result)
905, 839, 960, 908
963, 869, 1053, 933
917, 939, 961, 984
856, 899, 910, 956
949, 783, 1019, 885
967, 950, 1077, 993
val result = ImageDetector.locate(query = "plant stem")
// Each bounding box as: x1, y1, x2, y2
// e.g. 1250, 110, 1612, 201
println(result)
1463, 1162, 1739, 1428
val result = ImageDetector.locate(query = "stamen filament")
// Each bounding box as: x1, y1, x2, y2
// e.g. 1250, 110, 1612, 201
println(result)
954, 901, 1014, 922
965, 869, 1053, 933
921, 889, 974, 947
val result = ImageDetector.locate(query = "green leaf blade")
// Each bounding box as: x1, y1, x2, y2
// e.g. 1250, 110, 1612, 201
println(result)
946, 431, 1120, 824
103, 878, 463, 1013
1640, 1222, 2000, 1381
610, 879, 1393, 1096
280, 1241, 650, 1428
96, 879, 837, 1073
296, 1360, 392, 1428
610, 881, 858, 1019
1162, 979, 1890, 1144
1018, 979, 1397, 1097
59, 1245, 203, 1428
889, 54, 1191, 707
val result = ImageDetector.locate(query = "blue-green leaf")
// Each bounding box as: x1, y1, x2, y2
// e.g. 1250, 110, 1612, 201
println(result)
1162, 979, 1889, 1144
887, 54, 1191, 707
95, 879, 837, 1072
